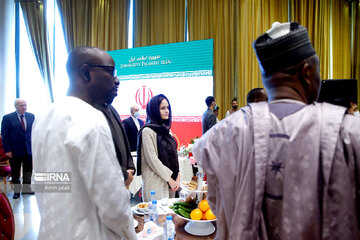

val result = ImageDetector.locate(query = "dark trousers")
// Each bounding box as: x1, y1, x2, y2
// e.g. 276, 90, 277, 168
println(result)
10, 153, 33, 193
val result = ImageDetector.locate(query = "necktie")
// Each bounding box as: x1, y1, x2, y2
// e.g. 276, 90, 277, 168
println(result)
20, 115, 25, 130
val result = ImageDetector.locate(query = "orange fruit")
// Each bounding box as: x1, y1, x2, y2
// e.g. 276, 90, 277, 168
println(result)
202, 213, 207, 220
199, 199, 209, 212
205, 209, 216, 220
190, 209, 203, 220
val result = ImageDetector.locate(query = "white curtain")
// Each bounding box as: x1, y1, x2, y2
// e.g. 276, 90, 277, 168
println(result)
0, 0, 16, 121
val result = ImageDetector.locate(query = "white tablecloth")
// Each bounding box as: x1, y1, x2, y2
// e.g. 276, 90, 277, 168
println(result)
129, 153, 193, 195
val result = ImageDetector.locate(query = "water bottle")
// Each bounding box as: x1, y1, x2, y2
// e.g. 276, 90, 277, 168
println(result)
145, 191, 156, 222
149, 200, 158, 223
150, 190, 156, 201
179, 188, 188, 202
163, 215, 175, 240
149, 191, 156, 208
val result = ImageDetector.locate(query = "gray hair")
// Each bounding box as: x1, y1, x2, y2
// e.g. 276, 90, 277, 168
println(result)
14, 98, 25, 107
130, 105, 138, 113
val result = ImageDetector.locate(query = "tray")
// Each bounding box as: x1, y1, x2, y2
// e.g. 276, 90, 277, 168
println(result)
181, 183, 208, 193
131, 206, 145, 216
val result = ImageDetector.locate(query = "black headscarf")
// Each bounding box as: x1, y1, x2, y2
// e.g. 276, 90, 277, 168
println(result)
136, 94, 179, 180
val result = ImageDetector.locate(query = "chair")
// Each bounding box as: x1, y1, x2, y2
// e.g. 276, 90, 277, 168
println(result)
0, 136, 12, 193
0, 160, 11, 192
0, 190, 15, 240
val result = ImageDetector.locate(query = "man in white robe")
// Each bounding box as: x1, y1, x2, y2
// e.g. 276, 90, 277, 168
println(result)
32, 47, 137, 239
193, 22, 360, 239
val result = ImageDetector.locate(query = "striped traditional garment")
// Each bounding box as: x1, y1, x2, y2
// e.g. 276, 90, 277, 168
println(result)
193, 101, 360, 240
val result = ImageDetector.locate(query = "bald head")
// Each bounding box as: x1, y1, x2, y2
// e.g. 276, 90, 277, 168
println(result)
14, 98, 27, 114
66, 46, 119, 106
66, 47, 109, 81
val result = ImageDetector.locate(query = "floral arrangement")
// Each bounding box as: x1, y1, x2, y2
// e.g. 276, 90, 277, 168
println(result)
189, 156, 197, 165
180, 137, 199, 165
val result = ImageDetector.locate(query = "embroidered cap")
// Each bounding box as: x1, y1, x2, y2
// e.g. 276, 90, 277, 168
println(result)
253, 22, 316, 75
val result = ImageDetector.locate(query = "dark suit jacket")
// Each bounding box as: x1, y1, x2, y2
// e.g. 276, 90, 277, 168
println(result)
1, 111, 35, 157
202, 108, 216, 134
105, 105, 136, 180
123, 116, 144, 152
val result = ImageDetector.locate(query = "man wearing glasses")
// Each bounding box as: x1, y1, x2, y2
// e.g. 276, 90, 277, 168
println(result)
32, 47, 137, 239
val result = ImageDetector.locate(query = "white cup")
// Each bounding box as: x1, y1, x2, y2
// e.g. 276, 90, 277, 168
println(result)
161, 198, 168, 206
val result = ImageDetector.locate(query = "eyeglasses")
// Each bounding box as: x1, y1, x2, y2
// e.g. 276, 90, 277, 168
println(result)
87, 64, 117, 77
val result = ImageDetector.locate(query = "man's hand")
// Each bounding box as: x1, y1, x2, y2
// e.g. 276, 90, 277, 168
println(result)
125, 170, 134, 189
5, 152, 12, 158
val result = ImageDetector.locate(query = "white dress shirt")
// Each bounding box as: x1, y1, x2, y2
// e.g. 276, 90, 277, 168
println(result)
131, 115, 140, 131
16, 112, 27, 130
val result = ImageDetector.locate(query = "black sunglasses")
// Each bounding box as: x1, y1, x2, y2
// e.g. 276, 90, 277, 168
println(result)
87, 64, 117, 77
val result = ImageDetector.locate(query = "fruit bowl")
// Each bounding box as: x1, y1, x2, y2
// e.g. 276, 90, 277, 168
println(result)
176, 173, 215, 235
171, 200, 216, 236
175, 212, 216, 236
175, 212, 216, 223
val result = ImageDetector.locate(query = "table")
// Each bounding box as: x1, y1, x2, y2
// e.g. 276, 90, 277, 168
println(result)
133, 214, 216, 239
129, 153, 193, 195
133, 198, 216, 239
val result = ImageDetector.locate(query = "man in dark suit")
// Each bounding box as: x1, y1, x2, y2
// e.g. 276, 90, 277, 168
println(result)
122, 105, 144, 152
95, 103, 136, 188
1, 99, 35, 198
202, 96, 217, 134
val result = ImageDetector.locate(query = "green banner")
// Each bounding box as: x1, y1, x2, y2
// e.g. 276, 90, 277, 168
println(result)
108, 39, 213, 81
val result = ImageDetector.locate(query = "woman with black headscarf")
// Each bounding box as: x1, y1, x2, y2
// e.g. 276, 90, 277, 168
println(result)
137, 94, 180, 201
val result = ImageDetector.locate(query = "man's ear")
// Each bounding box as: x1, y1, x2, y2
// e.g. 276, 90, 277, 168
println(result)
79, 64, 90, 82
300, 62, 319, 103
300, 62, 312, 87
